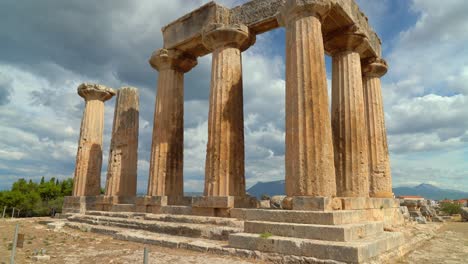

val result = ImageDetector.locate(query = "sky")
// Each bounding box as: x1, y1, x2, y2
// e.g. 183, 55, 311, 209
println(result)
0, 0, 467, 192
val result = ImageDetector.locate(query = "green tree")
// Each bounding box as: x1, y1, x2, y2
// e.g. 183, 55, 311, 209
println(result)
440, 202, 462, 215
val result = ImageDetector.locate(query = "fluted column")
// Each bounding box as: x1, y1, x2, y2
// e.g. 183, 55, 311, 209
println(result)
105, 87, 139, 197
327, 28, 369, 197
147, 49, 197, 197
73, 83, 115, 196
277, 0, 337, 197
362, 58, 393, 198
202, 23, 254, 197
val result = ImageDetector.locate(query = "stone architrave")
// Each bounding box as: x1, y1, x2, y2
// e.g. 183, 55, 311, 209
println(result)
202, 23, 255, 197
147, 49, 197, 197
327, 27, 370, 197
277, 0, 337, 197
362, 58, 393, 198
73, 83, 115, 196
105, 87, 140, 198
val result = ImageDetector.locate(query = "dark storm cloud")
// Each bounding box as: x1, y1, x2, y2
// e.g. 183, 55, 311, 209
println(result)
0, 72, 12, 105
0, 0, 212, 102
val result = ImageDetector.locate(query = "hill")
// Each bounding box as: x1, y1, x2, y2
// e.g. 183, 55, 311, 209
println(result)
247, 181, 468, 200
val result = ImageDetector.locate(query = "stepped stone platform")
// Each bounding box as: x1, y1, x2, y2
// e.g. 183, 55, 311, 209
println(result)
63, 204, 407, 263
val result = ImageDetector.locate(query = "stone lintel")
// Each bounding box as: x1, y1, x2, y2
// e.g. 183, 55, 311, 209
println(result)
162, 0, 381, 58
292, 196, 342, 211
162, 2, 230, 57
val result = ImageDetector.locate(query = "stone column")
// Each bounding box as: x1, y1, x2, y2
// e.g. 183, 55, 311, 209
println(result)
327, 28, 369, 197
73, 83, 115, 196
147, 49, 197, 198
362, 58, 393, 198
202, 23, 254, 197
105, 87, 139, 199
277, 0, 337, 198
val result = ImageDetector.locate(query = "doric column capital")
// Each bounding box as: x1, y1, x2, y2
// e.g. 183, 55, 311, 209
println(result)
77, 83, 116, 102
202, 23, 255, 52
325, 25, 368, 55
149, 48, 197, 73
362, 57, 388, 78
277, 0, 332, 26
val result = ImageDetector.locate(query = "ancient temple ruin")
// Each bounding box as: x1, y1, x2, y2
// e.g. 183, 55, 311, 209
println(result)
63, 0, 407, 263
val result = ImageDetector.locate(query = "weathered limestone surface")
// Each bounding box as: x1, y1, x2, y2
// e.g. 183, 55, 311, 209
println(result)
105, 87, 139, 198
202, 23, 253, 197
362, 58, 393, 198
73, 83, 115, 196
328, 29, 369, 197
163, 0, 382, 58
147, 49, 197, 197
278, 0, 337, 197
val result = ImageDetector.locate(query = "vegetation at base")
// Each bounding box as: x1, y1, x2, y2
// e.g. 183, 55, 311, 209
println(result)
0, 177, 73, 217
259, 232, 273, 239
440, 202, 462, 215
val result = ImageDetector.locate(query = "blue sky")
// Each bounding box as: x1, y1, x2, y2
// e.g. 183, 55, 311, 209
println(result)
0, 0, 467, 192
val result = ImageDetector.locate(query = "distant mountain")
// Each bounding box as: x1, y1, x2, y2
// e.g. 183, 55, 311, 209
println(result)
393, 184, 468, 200
247, 180, 285, 198
247, 181, 468, 200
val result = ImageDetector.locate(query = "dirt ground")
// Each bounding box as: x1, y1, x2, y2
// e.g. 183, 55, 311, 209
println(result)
0, 218, 262, 264
0, 218, 467, 264
398, 222, 468, 264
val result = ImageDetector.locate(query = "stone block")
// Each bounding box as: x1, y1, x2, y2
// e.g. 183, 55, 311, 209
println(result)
244, 221, 383, 242
340, 197, 399, 210
192, 196, 257, 209
229, 231, 404, 263
168, 196, 192, 206
192, 196, 234, 208
111, 204, 136, 212
292, 196, 342, 211
32, 255, 51, 262
160, 206, 193, 215
231, 209, 365, 225
192, 207, 230, 217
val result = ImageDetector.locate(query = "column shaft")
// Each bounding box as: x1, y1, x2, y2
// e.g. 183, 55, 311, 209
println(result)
283, 13, 337, 197
363, 68, 392, 198
332, 51, 369, 197
105, 87, 139, 197
73, 83, 115, 196
147, 69, 184, 196
204, 46, 245, 196
73, 100, 105, 196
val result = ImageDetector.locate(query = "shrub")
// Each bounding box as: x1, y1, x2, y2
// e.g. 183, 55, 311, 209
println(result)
440, 202, 462, 215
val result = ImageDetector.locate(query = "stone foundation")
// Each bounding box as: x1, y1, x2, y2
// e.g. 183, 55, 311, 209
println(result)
63, 196, 403, 227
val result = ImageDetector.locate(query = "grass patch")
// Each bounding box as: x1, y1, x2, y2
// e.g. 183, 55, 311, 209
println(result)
259, 232, 273, 239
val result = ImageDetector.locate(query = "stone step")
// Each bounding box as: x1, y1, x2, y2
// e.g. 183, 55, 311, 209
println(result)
144, 214, 243, 228
244, 221, 384, 242
65, 222, 229, 251
68, 214, 241, 241
229, 231, 405, 264
65, 221, 350, 263
85, 211, 243, 228
232, 208, 366, 225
